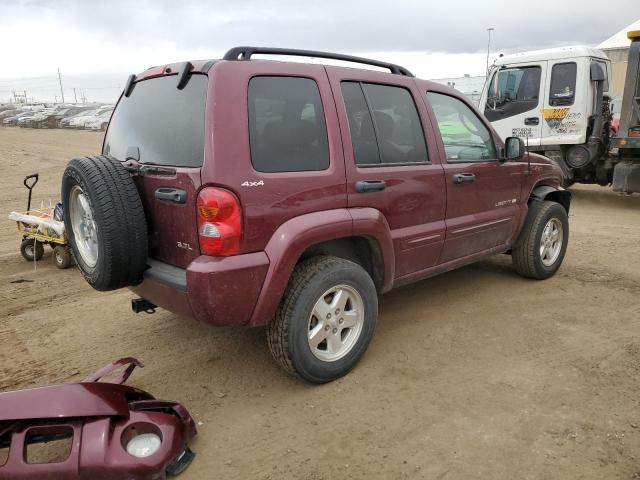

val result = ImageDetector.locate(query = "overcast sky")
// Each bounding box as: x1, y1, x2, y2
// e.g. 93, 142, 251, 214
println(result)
1, 0, 638, 102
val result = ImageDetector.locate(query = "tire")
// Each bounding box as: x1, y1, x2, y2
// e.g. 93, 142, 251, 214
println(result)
61, 155, 147, 291
53, 245, 73, 269
512, 200, 569, 280
20, 238, 44, 261
267, 256, 378, 383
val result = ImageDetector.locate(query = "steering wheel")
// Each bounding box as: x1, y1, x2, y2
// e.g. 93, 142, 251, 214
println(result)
459, 112, 480, 136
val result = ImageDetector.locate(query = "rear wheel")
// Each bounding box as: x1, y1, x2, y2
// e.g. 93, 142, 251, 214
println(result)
62, 155, 148, 290
267, 256, 378, 383
512, 200, 569, 279
20, 238, 44, 262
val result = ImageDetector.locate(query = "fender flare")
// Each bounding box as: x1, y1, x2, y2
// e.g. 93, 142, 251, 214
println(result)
530, 184, 571, 212
247, 208, 394, 326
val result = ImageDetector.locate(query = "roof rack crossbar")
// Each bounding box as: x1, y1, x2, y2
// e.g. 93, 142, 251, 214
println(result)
222, 46, 414, 77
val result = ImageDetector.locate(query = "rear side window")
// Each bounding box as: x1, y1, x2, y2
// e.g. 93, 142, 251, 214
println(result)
549, 62, 577, 106
248, 76, 329, 173
104, 74, 207, 167
341, 82, 428, 165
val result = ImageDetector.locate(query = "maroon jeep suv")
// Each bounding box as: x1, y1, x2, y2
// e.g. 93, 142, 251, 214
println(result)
62, 47, 570, 383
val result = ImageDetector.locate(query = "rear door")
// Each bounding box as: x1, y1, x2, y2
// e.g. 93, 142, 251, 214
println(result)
103, 74, 207, 268
326, 68, 446, 278
426, 90, 526, 263
483, 62, 547, 146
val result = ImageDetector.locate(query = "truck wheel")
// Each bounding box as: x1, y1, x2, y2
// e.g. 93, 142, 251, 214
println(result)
267, 256, 378, 383
512, 200, 569, 279
53, 245, 73, 269
20, 238, 44, 261
61, 155, 147, 291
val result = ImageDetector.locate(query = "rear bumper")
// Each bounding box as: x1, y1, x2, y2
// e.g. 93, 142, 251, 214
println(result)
130, 252, 269, 327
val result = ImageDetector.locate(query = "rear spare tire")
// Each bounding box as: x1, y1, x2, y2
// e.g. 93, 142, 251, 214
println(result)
61, 155, 147, 291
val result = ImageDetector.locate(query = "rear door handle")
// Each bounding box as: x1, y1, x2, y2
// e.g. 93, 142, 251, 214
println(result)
524, 117, 539, 126
355, 180, 386, 193
155, 187, 187, 204
452, 173, 475, 184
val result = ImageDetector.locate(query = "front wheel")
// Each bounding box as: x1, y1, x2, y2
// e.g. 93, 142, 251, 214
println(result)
267, 256, 378, 383
512, 200, 569, 279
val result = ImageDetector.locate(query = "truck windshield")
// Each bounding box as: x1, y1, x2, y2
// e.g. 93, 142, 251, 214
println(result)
104, 74, 207, 167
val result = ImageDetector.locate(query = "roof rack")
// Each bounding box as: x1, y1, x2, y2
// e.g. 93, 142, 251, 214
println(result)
222, 46, 414, 77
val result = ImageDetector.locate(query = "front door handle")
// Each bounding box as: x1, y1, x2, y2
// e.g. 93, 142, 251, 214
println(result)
355, 180, 386, 193
155, 187, 187, 204
524, 117, 539, 126
452, 173, 475, 185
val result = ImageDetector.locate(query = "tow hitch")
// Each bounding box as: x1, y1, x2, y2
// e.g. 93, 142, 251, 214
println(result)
132, 297, 157, 314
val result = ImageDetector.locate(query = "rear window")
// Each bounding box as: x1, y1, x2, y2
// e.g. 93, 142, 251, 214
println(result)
248, 76, 330, 173
104, 74, 207, 167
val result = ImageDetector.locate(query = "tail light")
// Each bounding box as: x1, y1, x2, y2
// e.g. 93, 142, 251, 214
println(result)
196, 188, 242, 256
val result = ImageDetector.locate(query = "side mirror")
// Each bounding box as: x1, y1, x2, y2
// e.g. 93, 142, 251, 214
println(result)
504, 136, 525, 160
590, 62, 605, 82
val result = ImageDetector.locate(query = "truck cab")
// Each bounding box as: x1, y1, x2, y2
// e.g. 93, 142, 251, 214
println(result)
480, 46, 612, 184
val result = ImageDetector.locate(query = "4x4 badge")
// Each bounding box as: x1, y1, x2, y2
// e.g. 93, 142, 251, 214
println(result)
241, 180, 264, 187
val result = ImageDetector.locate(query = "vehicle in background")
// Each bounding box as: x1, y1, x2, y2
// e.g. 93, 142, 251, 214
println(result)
4, 111, 37, 126
84, 110, 113, 130
32, 106, 93, 128
0, 108, 23, 121
68, 107, 113, 129
22, 107, 62, 127
480, 31, 640, 194
0, 105, 17, 115
59, 109, 96, 128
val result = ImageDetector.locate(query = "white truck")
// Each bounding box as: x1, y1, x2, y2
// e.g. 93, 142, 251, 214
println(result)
479, 32, 640, 193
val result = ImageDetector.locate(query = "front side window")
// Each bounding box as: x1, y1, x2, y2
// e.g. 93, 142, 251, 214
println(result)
484, 66, 541, 121
549, 62, 577, 106
341, 82, 428, 165
428, 92, 497, 162
248, 76, 329, 173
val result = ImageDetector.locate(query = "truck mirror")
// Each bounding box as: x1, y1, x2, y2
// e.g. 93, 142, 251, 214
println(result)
590, 62, 605, 82
505, 136, 525, 160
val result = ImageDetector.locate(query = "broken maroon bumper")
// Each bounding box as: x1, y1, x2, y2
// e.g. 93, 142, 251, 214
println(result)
0, 358, 196, 479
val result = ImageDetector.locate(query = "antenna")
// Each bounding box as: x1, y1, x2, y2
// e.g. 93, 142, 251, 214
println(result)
526, 133, 531, 175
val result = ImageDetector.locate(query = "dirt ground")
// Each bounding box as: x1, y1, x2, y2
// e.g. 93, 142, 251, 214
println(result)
1, 127, 639, 479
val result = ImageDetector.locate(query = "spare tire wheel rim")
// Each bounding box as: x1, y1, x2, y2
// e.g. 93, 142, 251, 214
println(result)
540, 217, 563, 267
307, 284, 365, 362
69, 185, 98, 268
